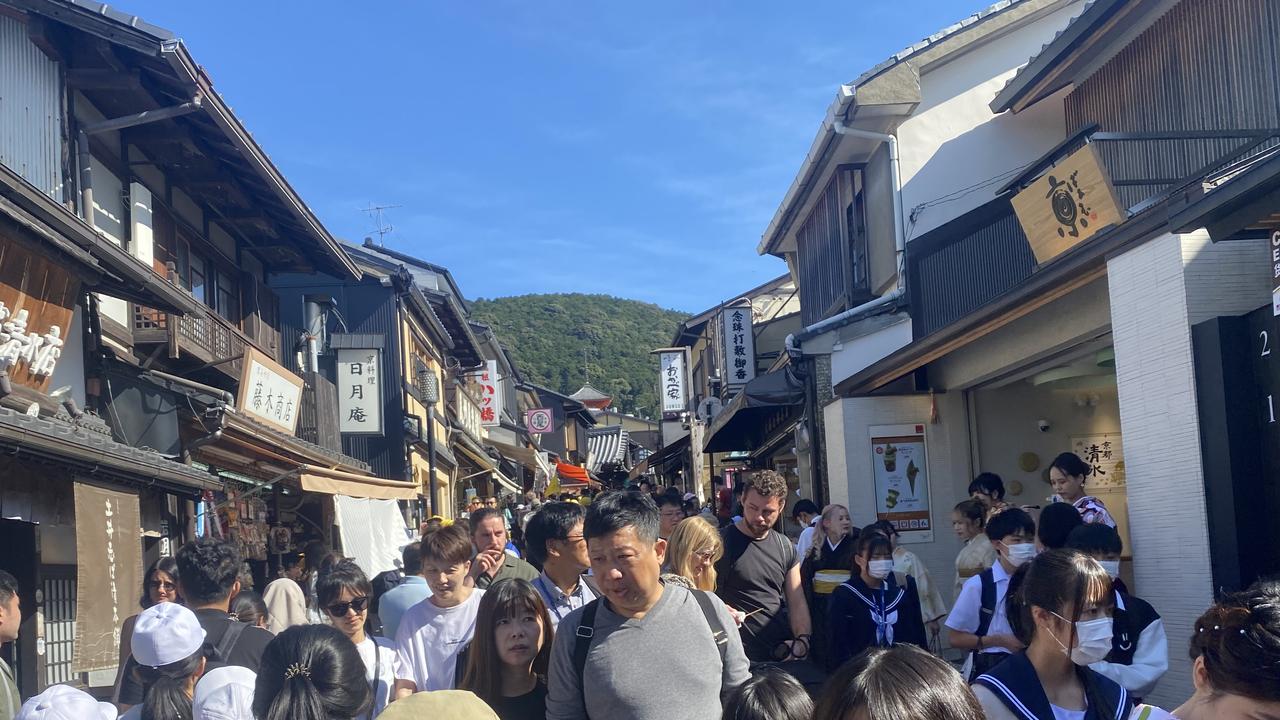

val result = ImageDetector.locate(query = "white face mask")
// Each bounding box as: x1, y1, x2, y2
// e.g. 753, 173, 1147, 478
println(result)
1098, 560, 1121, 579
1004, 542, 1038, 567
1051, 613, 1113, 665
867, 559, 894, 580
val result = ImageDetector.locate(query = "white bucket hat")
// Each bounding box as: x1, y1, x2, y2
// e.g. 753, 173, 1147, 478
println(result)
16, 684, 116, 720
131, 602, 206, 668
193, 666, 257, 720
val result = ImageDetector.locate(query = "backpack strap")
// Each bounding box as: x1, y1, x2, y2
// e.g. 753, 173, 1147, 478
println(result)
690, 590, 729, 669
975, 568, 997, 638
572, 599, 601, 716
215, 619, 248, 663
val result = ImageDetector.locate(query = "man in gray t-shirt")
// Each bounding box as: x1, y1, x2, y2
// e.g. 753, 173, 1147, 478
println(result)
546, 492, 750, 720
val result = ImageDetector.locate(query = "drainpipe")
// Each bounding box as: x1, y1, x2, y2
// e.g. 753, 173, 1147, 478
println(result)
784, 119, 908, 358
75, 96, 203, 221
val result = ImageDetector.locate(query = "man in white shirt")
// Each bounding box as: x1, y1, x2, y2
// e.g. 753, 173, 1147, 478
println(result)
791, 499, 820, 557
945, 508, 1036, 680
394, 525, 484, 696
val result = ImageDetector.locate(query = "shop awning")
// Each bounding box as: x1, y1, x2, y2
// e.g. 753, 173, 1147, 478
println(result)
628, 433, 690, 481
556, 462, 595, 489
453, 430, 497, 471
485, 439, 543, 473
703, 368, 805, 454
295, 465, 418, 501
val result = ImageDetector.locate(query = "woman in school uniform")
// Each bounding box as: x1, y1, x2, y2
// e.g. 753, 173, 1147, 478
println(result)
800, 504, 857, 670
827, 532, 927, 669
971, 549, 1133, 720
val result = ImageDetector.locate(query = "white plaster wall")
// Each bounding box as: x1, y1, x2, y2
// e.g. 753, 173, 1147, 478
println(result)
130, 182, 154, 268
824, 392, 971, 604
829, 317, 913, 389
91, 160, 130, 329
896, 2, 1083, 239
49, 304, 85, 408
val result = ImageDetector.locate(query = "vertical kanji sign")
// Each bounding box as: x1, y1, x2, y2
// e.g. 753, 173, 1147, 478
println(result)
475, 359, 502, 427
659, 350, 687, 418
721, 303, 756, 392
338, 348, 383, 435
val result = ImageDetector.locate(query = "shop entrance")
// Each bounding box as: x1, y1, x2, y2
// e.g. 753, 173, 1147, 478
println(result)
0, 519, 40, 696
969, 342, 1130, 554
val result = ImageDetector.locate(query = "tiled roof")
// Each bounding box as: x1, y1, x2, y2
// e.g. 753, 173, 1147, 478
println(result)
586, 425, 628, 472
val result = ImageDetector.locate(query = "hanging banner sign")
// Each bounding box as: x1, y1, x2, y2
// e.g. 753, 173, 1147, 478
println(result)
869, 423, 933, 543
74, 483, 142, 672
475, 359, 502, 427
722, 304, 756, 390
237, 346, 304, 434
526, 408, 554, 435
338, 348, 384, 435
659, 350, 688, 418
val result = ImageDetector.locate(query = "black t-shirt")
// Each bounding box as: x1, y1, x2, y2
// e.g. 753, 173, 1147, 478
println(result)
119, 608, 274, 705
715, 524, 796, 660
488, 682, 547, 720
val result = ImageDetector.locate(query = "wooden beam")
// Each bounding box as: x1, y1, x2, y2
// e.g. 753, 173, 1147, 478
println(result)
67, 68, 142, 91
25, 16, 70, 63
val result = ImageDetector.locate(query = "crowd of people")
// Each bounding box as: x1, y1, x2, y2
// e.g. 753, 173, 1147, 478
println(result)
0, 465, 1278, 720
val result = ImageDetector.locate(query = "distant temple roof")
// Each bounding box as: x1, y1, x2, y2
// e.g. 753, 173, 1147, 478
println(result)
569, 383, 612, 409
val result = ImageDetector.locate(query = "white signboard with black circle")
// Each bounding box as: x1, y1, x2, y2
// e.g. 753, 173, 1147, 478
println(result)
526, 407, 554, 435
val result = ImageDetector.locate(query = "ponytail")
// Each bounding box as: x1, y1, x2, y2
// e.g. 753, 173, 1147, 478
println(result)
137, 649, 204, 720
263, 667, 329, 720
254, 625, 370, 720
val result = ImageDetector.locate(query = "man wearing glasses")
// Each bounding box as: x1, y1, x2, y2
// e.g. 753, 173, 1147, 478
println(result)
524, 501, 595, 629
657, 492, 685, 542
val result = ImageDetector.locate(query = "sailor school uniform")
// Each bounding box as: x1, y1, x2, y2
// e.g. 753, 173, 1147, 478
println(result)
827, 572, 927, 668
973, 651, 1133, 720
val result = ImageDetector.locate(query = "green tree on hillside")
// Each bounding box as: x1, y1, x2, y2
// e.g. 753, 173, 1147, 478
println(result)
469, 294, 689, 418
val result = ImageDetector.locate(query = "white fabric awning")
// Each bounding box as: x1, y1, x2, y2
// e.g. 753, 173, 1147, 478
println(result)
334, 496, 414, 577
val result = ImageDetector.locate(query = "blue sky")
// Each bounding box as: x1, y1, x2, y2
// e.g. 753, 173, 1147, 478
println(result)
121, 1, 967, 313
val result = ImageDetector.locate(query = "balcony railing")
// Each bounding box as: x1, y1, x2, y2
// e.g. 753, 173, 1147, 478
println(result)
449, 383, 485, 441
133, 303, 275, 378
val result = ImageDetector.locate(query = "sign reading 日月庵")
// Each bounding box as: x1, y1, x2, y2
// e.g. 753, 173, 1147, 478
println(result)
338, 348, 383, 435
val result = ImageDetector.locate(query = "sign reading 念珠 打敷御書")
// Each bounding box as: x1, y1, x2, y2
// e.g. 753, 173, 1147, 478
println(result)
237, 347, 304, 434
338, 348, 383, 435
722, 304, 756, 390
869, 424, 932, 543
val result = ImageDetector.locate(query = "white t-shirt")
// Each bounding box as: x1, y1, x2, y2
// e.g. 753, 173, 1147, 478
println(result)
945, 560, 1014, 655
1051, 704, 1086, 720
357, 636, 397, 717
393, 590, 484, 692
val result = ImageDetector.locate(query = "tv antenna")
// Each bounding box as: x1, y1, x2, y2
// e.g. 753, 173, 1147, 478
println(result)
361, 203, 401, 245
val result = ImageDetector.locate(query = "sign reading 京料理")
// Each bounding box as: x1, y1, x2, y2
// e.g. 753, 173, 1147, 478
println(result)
338, 348, 383, 435
869, 424, 933, 544
237, 346, 304, 434
722, 304, 756, 391
1011, 143, 1124, 266
659, 350, 687, 418
74, 483, 142, 672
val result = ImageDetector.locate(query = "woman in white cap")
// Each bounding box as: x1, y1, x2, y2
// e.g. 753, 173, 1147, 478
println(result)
120, 602, 208, 720
18, 685, 117, 720
192, 667, 255, 720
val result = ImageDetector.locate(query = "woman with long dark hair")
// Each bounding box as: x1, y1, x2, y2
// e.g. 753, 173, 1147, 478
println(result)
972, 548, 1133, 720
116, 557, 183, 700
459, 578, 554, 720
253, 625, 371, 720
316, 559, 396, 717
119, 602, 207, 720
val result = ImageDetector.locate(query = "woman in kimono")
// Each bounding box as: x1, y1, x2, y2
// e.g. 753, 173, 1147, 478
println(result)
828, 532, 928, 669
952, 499, 996, 601
800, 504, 856, 669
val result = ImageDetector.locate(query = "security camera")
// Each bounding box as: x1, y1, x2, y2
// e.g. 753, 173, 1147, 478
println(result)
1037, 419, 1051, 433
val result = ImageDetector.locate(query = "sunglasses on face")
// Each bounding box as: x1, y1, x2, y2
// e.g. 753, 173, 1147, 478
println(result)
150, 581, 176, 591
325, 596, 370, 617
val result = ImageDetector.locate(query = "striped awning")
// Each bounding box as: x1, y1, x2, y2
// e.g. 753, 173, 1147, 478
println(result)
586, 425, 629, 473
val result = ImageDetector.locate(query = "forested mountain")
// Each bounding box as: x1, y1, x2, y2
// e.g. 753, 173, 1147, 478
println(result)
469, 294, 690, 418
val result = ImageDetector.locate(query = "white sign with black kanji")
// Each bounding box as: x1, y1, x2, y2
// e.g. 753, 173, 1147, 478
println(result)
338, 348, 383, 435
722, 305, 755, 389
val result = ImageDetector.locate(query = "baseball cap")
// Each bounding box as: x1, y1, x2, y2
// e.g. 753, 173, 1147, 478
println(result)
16, 684, 116, 720
193, 666, 256, 720
131, 602, 207, 668
379, 691, 497, 720
683, 492, 696, 502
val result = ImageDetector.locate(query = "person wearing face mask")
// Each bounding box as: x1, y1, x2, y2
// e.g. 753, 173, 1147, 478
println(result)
827, 532, 927, 669
972, 549, 1132, 720
1065, 525, 1167, 700
946, 508, 1036, 682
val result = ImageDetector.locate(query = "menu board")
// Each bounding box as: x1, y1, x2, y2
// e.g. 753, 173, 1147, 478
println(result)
869, 424, 933, 543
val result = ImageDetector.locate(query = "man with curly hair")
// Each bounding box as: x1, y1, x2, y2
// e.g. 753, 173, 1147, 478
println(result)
715, 470, 812, 662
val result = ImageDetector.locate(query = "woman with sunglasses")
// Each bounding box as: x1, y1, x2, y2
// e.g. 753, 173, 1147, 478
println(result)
114, 557, 182, 702
316, 559, 395, 718
662, 516, 723, 592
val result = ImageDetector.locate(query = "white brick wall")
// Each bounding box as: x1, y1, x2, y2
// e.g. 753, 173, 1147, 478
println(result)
1106, 230, 1268, 707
